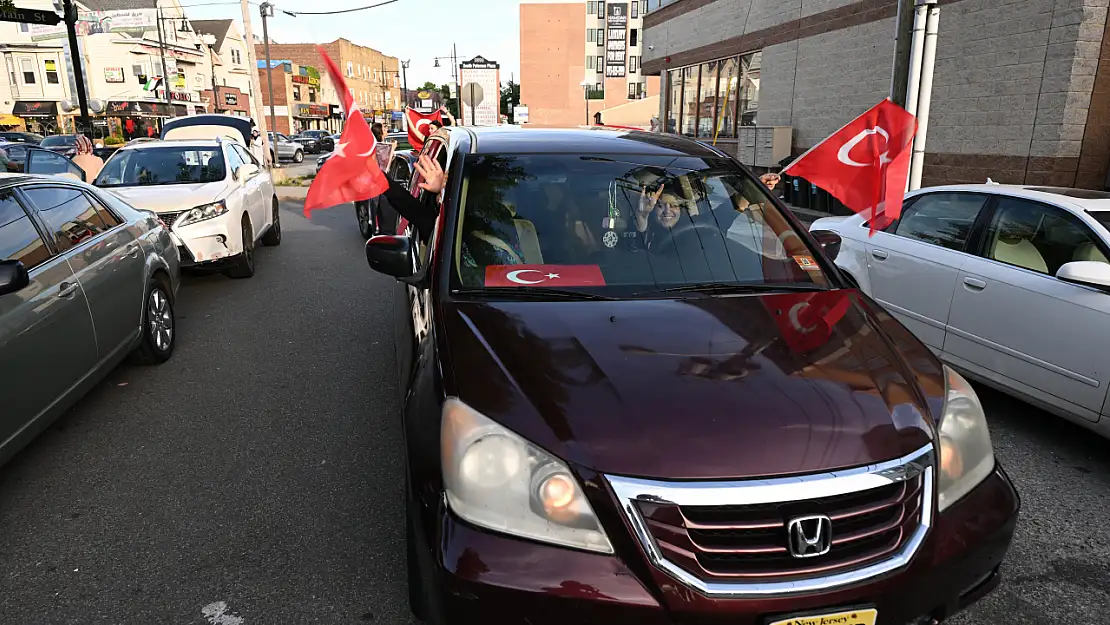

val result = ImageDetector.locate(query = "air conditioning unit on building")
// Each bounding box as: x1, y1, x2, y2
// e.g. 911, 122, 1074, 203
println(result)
735, 126, 792, 168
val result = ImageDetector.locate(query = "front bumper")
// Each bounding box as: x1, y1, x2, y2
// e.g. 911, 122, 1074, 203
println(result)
170, 218, 240, 267
428, 465, 1018, 625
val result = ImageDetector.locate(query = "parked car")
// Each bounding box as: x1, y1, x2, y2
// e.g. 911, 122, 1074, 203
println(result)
363, 127, 1019, 625
354, 149, 415, 239
93, 137, 279, 278
0, 131, 44, 145
0, 167, 180, 466
267, 132, 304, 163
40, 134, 79, 158
811, 183, 1110, 438
292, 129, 334, 154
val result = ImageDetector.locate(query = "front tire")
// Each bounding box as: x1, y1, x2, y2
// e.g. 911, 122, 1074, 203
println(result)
223, 217, 256, 279
356, 200, 374, 239
130, 278, 175, 365
261, 198, 282, 246
293, 150, 304, 163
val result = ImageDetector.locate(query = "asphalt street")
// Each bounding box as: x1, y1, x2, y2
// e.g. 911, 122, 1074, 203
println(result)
0, 200, 1108, 624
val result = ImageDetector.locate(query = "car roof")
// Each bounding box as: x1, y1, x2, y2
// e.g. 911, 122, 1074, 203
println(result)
120, 138, 225, 150
908, 183, 1110, 215
456, 126, 724, 157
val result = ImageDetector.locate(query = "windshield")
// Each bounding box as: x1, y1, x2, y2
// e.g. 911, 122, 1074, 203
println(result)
451, 154, 829, 295
388, 135, 413, 150
94, 147, 226, 187
41, 135, 75, 147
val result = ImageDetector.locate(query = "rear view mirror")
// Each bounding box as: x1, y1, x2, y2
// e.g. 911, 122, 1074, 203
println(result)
1057, 261, 1110, 290
0, 260, 29, 296
365, 235, 416, 280
811, 230, 842, 262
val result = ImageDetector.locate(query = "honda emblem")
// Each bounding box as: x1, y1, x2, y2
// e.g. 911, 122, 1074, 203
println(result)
787, 515, 832, 559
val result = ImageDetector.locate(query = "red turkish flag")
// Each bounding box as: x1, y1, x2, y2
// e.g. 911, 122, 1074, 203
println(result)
784, 99, 916, 236
763, 291, 854, 354
303, 46, 388, 218
484, 265, 607, 287
405, 107, 443, 152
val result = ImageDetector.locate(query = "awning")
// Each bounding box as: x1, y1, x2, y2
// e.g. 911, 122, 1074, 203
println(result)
12, 101, 58, 117
0, 114, 23, 126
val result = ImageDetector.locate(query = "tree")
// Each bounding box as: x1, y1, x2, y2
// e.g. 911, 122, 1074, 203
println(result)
419, 81, 437, 92
500, 81, 520, 123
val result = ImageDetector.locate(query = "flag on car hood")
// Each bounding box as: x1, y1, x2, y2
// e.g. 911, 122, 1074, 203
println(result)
304, 46, 388, 218
784, 99, 916, 236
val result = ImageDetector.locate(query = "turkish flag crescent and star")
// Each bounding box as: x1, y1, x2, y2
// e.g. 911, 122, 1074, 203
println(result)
405, 107, 443, 152
783, 99, 916, 236
763, 291, 854, 354
485, 265, 607, 287
303, 46, 388, 219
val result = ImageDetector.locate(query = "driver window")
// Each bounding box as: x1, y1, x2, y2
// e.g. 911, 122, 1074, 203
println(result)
226, 146, 246, 175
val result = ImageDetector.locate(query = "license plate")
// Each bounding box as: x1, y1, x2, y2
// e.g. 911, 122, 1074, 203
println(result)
767, 607, 877, 625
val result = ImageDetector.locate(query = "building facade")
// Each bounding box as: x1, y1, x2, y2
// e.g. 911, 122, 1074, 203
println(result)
642, 0, 1110, 190
191, 19, 254, 116
520, 2, 660, 128
256, 39, 402, 129
256, 60, 337, 135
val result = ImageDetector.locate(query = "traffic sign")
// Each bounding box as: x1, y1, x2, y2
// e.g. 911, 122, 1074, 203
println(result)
0, 6, 62, 26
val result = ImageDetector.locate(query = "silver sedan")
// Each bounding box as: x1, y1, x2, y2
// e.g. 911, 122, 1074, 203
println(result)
0, 170, 181, 466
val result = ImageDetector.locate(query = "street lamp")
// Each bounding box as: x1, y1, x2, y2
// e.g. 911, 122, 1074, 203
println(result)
433, 45, 461, 119
580, 79, 592, 126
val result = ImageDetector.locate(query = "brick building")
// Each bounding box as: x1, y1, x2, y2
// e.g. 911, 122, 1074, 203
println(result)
256, 39, 402, 129
520, 2, 660, 127
642, 0, 1110, 191
256, 61, 332, 135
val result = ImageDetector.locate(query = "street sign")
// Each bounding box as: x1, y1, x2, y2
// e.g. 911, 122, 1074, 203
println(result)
461, 82, 484, 108
0, 6, 61, 26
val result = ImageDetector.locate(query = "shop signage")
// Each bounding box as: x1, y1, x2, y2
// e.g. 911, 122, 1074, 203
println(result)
0, 7, 61, 26
291, 73, 320, 87
458, 56, 500, 126
416, 90, 432, 100
12, 100, 58, 117
295, 103, 328, 118
104, 67, 125, 83
605, 3, 628, 78
460, 55, 499, 71
169, 91, 194, 102
224, 92, 238, 106
107, 100, 173, 116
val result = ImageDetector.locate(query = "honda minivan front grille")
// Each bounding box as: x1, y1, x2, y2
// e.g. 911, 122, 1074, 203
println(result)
606, 446, 934, 598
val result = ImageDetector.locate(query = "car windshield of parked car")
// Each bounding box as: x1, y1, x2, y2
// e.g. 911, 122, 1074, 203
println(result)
94, 147, 226, 187
40, 135, 75, 147
451, 154, 829, 295
387, 135, 413, 151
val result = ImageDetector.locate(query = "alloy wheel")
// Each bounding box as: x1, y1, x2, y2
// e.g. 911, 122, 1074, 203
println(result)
148, 287, 173, 352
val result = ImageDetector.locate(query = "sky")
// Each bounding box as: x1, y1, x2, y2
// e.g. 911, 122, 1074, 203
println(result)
182, 0, 578, 88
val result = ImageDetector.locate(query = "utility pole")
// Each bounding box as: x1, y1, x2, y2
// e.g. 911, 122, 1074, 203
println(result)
240, 0, 271, 166
889, 0, 916, 107
61, 0, 91, 135
155, 5, 172, 106
208, 43, 220, 113
401, 60, 409, 110
453, 43, 460, 121
259, 2, 278, 141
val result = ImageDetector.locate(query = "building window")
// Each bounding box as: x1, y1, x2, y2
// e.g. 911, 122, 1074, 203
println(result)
631, 2, 638, 18
666, 69, 681, 133
588, 1, 596, 14
596, 55, 604, 72
696, 60, 720, 138
587, 56, 595, 70
293, 86, 300, 100
630, 29, 638, 47
640, 0, 648, 15
595, 82, 602, 91
587, 28, 595, 43
716, 56, 739, 138
20, 59, 36, 84
346, 61, 353, 77
309, 89, 316, 102
739, 51, 761, 127
598, 1, 605, 15
44, 60, 59, 84
681, 66, 698, 136
663, 51, 761, 139
627, 82, 644, 99
629, 56, 639, 73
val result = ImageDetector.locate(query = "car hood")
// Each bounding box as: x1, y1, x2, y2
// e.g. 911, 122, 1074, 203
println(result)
443, 291, 939, 480
103, 181, 229, 213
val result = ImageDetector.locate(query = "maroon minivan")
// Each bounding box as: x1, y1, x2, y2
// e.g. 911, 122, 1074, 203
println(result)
364, 127, 1019, 625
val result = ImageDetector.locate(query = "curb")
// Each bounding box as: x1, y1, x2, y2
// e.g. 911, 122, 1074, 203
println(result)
276, 186, 308, 200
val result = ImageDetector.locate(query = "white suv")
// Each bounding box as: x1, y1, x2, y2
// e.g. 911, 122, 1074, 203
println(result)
94, 138, 279, 278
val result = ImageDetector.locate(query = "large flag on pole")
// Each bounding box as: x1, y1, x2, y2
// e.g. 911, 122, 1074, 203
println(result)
784, 99, 916, 236
303, 45, 388, 219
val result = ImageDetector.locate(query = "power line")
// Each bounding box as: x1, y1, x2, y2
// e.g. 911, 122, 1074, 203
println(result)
281, 0, 402, 17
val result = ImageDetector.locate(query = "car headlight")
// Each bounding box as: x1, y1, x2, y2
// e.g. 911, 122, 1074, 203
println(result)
176, 200, 228, 227
441, 399, 614, 553
937, 366, 996, 512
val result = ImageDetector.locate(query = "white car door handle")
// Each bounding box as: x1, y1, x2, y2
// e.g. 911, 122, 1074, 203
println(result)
57, 282, 79, 298
871, 249, 888, 260
964, 277, 987, 290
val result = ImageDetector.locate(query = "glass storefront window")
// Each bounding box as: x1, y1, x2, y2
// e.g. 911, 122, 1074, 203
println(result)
739, 51, 761, 127
696, 60, 719, 138
667, 69, 682, 134
716, 57, 739, 139
681, 66, 698, 136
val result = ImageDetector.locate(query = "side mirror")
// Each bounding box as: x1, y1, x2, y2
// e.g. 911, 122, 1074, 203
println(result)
0, 260, 30, 296
1056, 261, 1110, 290
811, 230, 842, 262
365, 235, 416, 280
237, 163, 258, 181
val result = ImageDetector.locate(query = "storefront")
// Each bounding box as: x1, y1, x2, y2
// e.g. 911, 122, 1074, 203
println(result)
329, 104, 343, 133
293, 103, 329, 133
106, 100, 175, 140
12, 101, 61, 135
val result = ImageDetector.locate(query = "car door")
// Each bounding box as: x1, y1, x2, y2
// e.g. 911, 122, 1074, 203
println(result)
21, 185, 146, 360
0, 188, 98, 449
863, 192, 991, 352
945, 195, 1110, 420
235, 144, 272, 225
225, 145, 263, 234
24, 147, 87, 182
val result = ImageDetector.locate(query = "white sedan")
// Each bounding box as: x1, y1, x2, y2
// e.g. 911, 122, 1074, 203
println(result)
810, 183, 1110, 436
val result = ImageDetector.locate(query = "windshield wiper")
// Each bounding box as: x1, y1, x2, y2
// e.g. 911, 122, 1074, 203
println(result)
453, 287, 615, 301
656, 282, 827, 295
